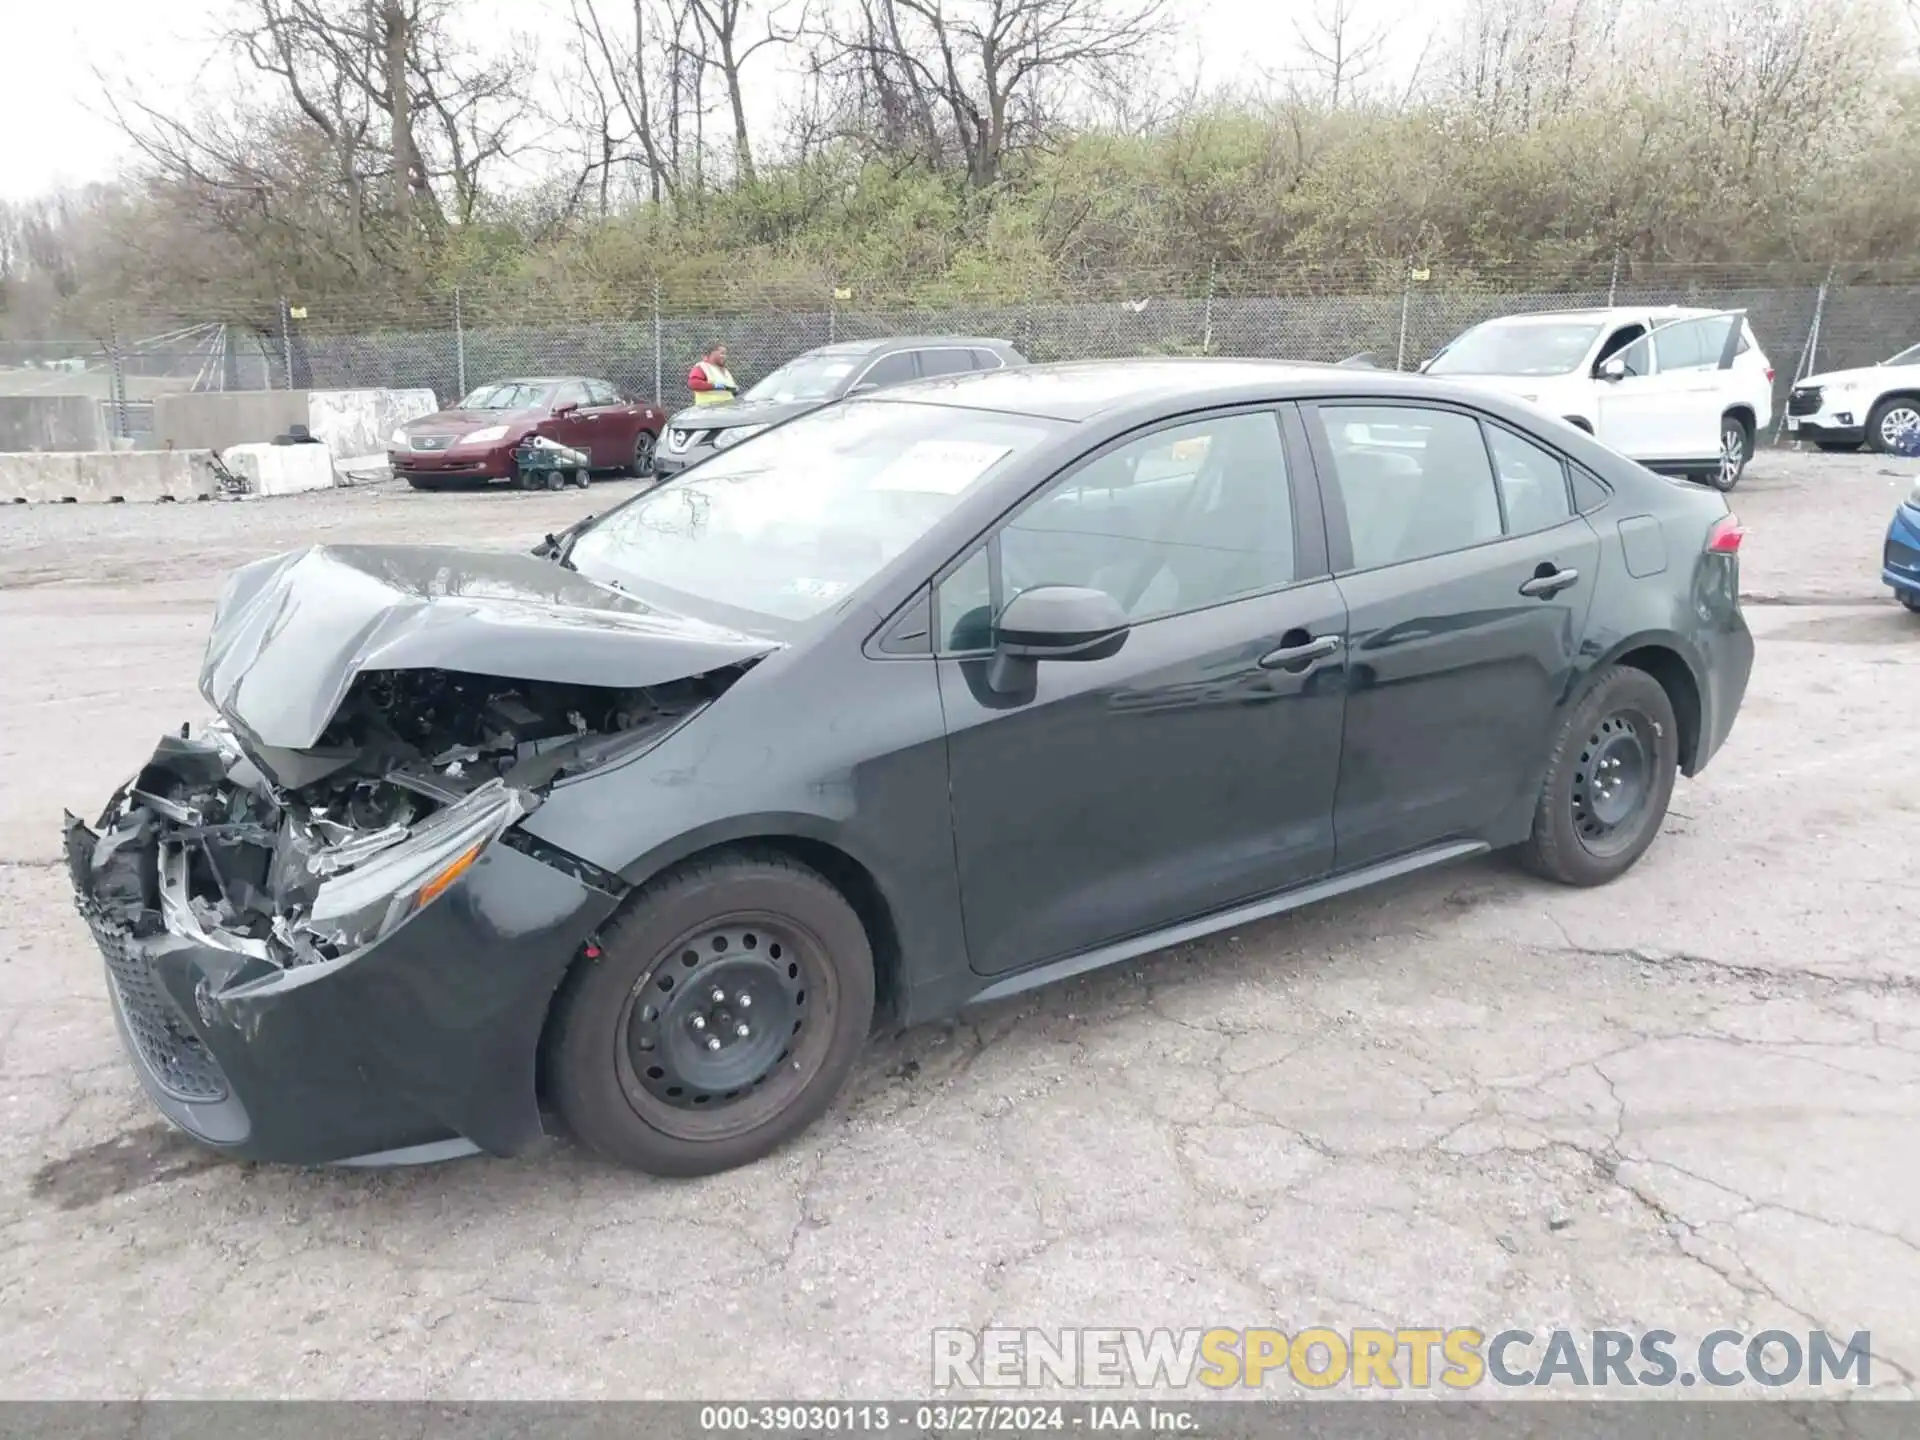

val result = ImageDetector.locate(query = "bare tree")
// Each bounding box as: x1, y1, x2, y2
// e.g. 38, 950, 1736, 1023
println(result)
1292, 0, 1391, 108
685, 0, 803, 182
812, 0, 1169, 188
1437, 0, 1627, 135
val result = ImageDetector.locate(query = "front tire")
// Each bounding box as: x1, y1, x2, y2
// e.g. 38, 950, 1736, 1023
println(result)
631, 430, 657, 478
547, 851, 875, 1176
1519, 666, 1680, 887
1867, 396, 1920, 455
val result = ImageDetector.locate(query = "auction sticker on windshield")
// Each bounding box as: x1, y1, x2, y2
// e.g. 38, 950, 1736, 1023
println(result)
870, 441, 1013, 495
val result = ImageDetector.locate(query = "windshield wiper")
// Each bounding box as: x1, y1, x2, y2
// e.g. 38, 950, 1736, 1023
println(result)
533, 513, 596, 569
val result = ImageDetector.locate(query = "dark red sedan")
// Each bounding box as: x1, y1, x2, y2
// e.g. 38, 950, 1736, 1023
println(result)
389, 377, 665, 490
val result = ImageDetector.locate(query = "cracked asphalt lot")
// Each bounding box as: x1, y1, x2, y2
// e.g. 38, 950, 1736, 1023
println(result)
1, 452, 1917, 1401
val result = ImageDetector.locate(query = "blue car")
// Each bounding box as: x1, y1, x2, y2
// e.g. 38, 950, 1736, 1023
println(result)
1887, 486, 1920, 612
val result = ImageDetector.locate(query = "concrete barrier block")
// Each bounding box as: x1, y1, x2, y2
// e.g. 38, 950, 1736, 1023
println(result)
153, 391, 311, 454
0, 396, 109, 453
307, 388, 438, 461
0, 450, 218, 504
221, 442, 336, 497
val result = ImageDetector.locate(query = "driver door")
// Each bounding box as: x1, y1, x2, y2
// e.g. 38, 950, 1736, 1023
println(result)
934, 407, 1349, 977
1595, 312, 1743, 465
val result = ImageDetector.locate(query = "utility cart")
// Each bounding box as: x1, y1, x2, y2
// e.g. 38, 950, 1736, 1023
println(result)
514, 435, 592, 490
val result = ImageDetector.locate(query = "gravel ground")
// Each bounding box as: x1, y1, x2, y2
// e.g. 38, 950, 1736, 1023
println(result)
0, 451, 1917, 1401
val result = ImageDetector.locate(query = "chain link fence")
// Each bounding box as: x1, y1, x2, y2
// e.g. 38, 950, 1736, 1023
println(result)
11, 260, 1920, 445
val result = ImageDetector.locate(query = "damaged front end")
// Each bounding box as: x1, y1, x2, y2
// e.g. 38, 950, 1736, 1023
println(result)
66, 662, 743, 1164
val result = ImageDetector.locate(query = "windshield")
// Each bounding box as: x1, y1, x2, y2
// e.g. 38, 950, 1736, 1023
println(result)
1886, 344, 1920, 367
460, 382, 552, 410
1427, 320, 1605, 378
743, 354, 861, 403
568, 402, 1058, 623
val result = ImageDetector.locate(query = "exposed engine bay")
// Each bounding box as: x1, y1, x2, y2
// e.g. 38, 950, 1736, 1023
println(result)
75, 666, 740, 971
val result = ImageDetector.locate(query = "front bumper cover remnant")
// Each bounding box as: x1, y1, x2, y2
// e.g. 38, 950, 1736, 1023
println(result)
66, 741, 622, 1166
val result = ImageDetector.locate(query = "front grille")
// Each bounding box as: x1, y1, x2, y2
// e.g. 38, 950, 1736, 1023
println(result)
411, 435, 453, 452
1887, 537, 1920, 575
99, 926, 230, 1102
65, 823, 230, 1104
1788, 387, 1823, 416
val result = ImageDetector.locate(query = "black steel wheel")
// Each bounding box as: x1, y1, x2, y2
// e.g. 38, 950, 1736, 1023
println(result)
1519, 665, 1679, 887
1901, 590, 1920, 614
545, 469, 566, 491
546, 851, 874, 1176
632, 430, 657, 478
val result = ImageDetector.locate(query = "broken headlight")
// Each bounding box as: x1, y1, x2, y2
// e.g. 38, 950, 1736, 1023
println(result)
299, 779, 529, 958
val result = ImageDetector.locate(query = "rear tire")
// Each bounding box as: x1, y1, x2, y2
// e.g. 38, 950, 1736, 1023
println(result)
1712, 413, 1751, 491
547, 851, 875, 1177
1519, 666, 1680, 887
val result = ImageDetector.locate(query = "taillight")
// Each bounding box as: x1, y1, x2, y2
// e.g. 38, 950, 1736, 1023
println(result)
1706, 514, 1745, 553
1765, 367, 1775, 383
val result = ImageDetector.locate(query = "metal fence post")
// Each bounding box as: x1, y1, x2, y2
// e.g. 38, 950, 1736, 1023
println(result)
279, 296, 294, 390
453, 287, 467, 400
652, 277, 664, 407
107, 311, 128, 442
1395, 267, 1414, 371
1607, 252, 1622, 306
1202, 260, 1216, 355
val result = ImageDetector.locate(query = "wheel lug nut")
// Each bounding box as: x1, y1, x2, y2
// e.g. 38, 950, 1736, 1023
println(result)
706, 1036, 723, 1052
711, 988, 726, 1004
690, 1015, 706, 1031
736, 1023, 751, 1038
736, 993, 752, 1008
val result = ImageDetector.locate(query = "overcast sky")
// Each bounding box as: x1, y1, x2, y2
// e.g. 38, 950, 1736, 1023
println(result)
0, 0, 1451, 203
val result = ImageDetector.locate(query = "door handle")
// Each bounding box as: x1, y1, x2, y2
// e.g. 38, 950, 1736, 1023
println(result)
1259, 634, 1343, 669
1519, 567, 1580, 599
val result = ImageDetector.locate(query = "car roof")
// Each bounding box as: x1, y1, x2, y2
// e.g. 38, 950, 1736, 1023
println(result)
1474, 306, 1725, 327
804, 336, 1017, 358
480, 375, 590, 387
848, 357, 1506, 423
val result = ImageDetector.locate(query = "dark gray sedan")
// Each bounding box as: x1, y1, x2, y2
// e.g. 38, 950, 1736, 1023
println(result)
66, 360, 1753, 1178
652, 335, 1026, 477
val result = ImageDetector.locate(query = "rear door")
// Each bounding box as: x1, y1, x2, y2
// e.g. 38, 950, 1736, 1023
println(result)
1596, 313, 1743, 465
1303, 401, 1600, 869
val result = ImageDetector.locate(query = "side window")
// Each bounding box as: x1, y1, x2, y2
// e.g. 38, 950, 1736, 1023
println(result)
1570, 466, 1610, 514
1320, 405, 1501, 569
1651, 317, 1735, 372
859, 352, 919, 389
936, 547, 994, 652
935, 412, 1296, 646
918, 349, 974, 378
584, 380, 619, 406
1484, 424, 1573, 535
1615, 336, 1653, 377
555, 381, 590, 410
970, 348, 1006, 371
1593, 325, 1645, 371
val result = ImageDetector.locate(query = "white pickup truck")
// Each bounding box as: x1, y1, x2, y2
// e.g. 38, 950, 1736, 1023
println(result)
1422, 306, 1776, 490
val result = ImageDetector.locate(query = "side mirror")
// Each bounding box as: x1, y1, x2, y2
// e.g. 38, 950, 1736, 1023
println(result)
848, 381, 880, 396
986, 585, 1129, 694
1598, 356, 1628, 382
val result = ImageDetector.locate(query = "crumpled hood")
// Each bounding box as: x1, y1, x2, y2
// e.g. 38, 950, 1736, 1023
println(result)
665, 397, 816, 432
200, 543, 781, 753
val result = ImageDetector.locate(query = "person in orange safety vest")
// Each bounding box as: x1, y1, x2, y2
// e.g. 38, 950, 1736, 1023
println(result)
688, 342, 739, 405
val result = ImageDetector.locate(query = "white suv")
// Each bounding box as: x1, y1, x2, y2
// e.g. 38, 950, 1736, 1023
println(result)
1423, 306, 1776, 489
1785, 343, 1920, 454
